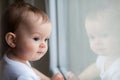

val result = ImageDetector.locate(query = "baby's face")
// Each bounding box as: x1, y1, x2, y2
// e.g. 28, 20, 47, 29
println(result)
85, 16, 120, 57
13, 13, 52, 62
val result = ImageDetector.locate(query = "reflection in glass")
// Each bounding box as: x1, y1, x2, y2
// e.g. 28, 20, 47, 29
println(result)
66, 1, 120, 80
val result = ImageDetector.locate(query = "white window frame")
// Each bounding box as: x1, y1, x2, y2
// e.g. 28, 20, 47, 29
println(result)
46, 0, 68, 77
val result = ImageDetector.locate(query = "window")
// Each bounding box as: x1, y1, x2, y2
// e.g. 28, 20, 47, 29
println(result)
47, 0, 96, 77
48, 0, 96, 75
48, 0, 120, 80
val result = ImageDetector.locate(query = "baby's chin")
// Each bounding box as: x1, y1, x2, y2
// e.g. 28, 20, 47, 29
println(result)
29, 56, 43, 61
94, 51, 114, 57
93, 51, 108, 56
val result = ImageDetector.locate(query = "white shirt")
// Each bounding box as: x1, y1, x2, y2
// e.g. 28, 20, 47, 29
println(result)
96, 56, 120, 80
1, 54, 41, 80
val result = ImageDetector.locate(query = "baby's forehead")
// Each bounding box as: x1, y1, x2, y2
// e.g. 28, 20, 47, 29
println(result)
21, 11, 50, 26
86, 6, 120, 21
18, 12, 51, 30
22, 12, 42, 24
86, 8, 120, 26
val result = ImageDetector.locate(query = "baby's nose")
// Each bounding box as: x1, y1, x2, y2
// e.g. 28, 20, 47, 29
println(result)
40, 43, 46, 48
94, 38, 102, 45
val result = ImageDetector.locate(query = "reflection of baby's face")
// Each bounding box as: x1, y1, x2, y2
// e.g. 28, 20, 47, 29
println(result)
85, 14, 120, 57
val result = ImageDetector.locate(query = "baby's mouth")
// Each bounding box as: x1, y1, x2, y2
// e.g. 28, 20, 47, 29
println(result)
37, 51, 44, 54
95, 48, 106, 52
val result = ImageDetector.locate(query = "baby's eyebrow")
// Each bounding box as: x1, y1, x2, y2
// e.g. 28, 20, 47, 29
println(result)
46, 36, 50, 39
31, 32, 51, 38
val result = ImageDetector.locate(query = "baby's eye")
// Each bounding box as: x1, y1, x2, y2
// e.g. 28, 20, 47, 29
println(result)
33, 37, 40, 41
101, 34, 108, 38
45, 38, 49, 42
89, 35, 95, 40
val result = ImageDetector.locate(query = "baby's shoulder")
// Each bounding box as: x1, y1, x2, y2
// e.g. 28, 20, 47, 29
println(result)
17, 74, 40, 80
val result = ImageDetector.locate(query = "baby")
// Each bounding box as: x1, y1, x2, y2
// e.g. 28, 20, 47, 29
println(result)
67, 4, 120, 80
1, 2, 64, 80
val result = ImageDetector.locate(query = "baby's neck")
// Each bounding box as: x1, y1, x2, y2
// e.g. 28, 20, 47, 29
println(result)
7, 50, 28, 65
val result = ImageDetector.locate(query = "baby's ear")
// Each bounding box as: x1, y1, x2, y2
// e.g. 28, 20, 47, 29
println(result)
5, 32, 16, 48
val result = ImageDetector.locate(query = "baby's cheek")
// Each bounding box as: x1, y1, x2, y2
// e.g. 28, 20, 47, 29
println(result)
26, 44, 37, 52
19, 43, 36, 53
45, 46, 49, 52
89, 43, 94, 49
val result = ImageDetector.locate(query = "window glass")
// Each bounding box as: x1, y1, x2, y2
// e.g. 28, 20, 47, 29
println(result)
49, 0, 120, 80
57, 0, 97, 75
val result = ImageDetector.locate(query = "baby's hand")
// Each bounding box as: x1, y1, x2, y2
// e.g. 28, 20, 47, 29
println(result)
67, 72, 80, 80
51, 73, 64, 80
